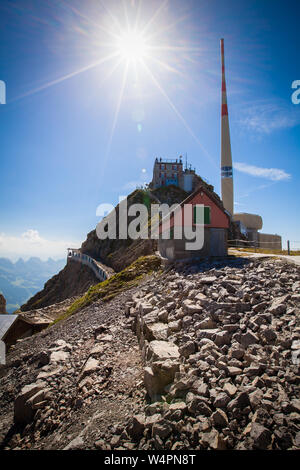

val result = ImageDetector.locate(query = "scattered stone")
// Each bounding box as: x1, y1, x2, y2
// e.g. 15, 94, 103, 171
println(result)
146, 340, 179, 362
14, 382, 48, 424
63, 435, 85, 450
239, 331, 259, 348
223, 383, 237, 397
80, 357, 99, 378
268, 296, 287, 315
212, 409, 228, 428
214, 393, 231, 409
179, 341, 196, 358
250, 423, 272, 450
201, 429, 227, 449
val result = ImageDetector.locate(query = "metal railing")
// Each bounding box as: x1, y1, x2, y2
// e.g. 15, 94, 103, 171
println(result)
287, 241, 300, 255
67, 248, 110, 282
229, 239, 300, 255
228, 239, 282, 253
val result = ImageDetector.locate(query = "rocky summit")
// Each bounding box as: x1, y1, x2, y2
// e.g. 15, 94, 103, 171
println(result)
0, 256, 299, 450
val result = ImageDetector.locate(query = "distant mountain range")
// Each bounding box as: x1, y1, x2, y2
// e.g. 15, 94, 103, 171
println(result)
0, 257, 66, 313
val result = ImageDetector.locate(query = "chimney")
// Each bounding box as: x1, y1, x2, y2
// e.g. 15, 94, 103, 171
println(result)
220, 38, 234, 215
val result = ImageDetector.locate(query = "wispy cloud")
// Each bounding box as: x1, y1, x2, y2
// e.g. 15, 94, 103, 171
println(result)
239, 102, 299, 134
234, 162, 291, 181
234, 201, 245, 207
0, 230, 80, 261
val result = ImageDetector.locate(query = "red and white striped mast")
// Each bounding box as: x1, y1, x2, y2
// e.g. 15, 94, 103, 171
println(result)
220, 38, 234, 216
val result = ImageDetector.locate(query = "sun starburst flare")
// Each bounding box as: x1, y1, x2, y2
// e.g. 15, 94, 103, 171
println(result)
12, 0, 211, 176
115, 30, 149, 62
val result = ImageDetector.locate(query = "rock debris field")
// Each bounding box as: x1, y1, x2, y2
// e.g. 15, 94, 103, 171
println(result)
0, 256, 299, 450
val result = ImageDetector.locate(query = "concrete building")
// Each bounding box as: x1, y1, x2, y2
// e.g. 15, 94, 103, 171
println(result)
151, 157, 197, 192
233, 213, 282, 249
158, 185, 229, 261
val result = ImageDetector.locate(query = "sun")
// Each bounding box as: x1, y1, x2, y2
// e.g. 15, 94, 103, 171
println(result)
116, 30, 148, 62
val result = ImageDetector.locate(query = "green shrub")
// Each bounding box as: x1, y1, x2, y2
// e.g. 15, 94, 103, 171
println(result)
51, 255, 161, 325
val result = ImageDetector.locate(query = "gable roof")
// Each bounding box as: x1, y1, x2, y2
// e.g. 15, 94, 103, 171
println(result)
158, 184, 230, 227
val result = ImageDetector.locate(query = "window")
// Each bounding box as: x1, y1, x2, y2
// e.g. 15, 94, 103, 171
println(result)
193, 206, 211, 224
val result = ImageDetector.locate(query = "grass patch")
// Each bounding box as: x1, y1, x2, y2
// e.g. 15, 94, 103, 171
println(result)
50, 255, 161, 325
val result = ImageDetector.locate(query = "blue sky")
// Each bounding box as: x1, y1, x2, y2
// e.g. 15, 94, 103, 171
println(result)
0, 0, 299, 260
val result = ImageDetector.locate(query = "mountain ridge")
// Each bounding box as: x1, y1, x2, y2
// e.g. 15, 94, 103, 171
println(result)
0, 257, 65, 313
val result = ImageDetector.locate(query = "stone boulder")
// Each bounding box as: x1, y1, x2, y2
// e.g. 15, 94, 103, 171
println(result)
250, 422, 272, 449
179, 341, 196, 358
144, 322, 169, 341
14, 382, 50, 424
80, 357, 99, 378
268, 296, 288, 315
201, 429, 227, 449
144, 359, 180, 399
146, 340, 179, 362
182, 299, 202, 315
126, 414, 146, 440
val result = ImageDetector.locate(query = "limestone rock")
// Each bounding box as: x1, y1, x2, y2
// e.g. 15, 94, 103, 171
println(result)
80, 357, 99, 378
144, 322, 169, 341
250, 422, 272, 449
214, 393, 231, 409
199, 276, 217, 284
223, 382, 237, 397
146, 340, 179, 362
212, 409, 229, 428
187, 396, 212, 416
268, 296, 288, 315
197, 317, 216, 330
152, 420, 172, 439
227, 391, 250, 412
215, 331, 231, 346
144, 360, 180, 399
201, 429, 227, 449
182, 299, 202, 315
239, 331, 259, 348
126, 414, 146, 440
179, 341, 196, 358
260, 327, 277, 344
63, 435, 85, 450
50, 350, 69, 363
14, 382, 48, 424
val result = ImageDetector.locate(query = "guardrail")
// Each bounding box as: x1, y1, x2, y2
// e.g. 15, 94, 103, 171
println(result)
228, 239, 300, 254
67, 249, 110, 282
287, 241, 300, 255
228, 239, 282, 252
